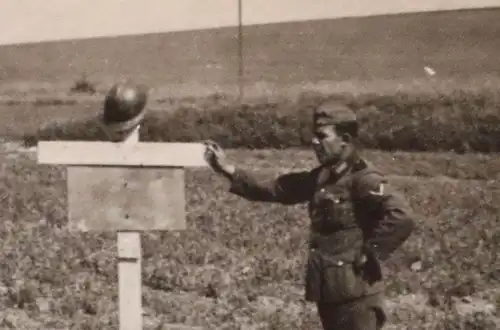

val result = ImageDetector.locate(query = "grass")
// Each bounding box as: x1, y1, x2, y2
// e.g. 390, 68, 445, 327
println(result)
0, 148, 499, 329
3, 8, 500, 154
21, 89, 500, 153
0, 7, 499, 96
1, 8, 499, 153
1, 6, 500, 329
0, 104, 99, 141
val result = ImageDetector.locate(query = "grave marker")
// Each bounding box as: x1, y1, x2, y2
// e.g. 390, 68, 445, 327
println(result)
37, 128, 207, 330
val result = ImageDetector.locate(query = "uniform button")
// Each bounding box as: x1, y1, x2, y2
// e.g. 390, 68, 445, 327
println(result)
337, 260, 344, 266
320, 188, 325, 193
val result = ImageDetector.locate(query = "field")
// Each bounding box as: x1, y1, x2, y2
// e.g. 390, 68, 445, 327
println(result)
1, 6, 500, 330
1, 7, 500, 96
1, 148, 500, 329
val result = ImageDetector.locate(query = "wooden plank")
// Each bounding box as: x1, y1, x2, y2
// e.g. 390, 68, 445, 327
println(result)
116, 129, 143, 330
37, 141, 207, 167
117, 232, 142, 330
67, 166, 186, 231
118, 232, 142, 259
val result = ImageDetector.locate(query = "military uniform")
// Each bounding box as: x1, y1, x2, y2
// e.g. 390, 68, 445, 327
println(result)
227, 158, 416, 329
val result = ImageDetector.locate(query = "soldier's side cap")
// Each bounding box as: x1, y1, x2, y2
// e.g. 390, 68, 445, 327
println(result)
313, 100, 357, 127
99, 81, 149, 132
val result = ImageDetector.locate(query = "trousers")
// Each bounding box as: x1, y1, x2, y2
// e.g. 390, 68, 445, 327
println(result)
316, 294, 386, 330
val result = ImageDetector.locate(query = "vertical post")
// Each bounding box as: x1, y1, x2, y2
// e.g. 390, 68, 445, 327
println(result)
238, 0, 244, 104
117, 127, 142, 330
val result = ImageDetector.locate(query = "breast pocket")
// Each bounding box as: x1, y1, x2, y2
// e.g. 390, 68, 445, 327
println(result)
321, 253, 367, 303
317, 187, 356, 230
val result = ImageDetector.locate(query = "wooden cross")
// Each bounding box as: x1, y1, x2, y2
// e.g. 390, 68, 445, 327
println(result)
37, 128, 207, 330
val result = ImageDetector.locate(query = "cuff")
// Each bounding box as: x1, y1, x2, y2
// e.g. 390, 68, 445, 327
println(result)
227, 168, 247, 194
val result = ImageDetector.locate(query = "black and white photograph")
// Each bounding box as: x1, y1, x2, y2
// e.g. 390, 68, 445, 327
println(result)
0, 0, 499, 329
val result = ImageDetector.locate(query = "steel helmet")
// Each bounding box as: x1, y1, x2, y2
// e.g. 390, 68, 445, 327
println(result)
101, 81, 149, 133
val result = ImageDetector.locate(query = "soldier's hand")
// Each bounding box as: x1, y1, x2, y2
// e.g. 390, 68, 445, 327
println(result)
203, 140, 234, 177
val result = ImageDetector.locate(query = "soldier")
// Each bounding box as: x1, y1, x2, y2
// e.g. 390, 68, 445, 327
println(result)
98, 81, 149, 142
203, 100, 417, 330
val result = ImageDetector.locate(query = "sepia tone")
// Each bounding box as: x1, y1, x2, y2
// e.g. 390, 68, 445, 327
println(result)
0, 0, 499, 329
67, 166, 186, 232
2, 0, 499, 44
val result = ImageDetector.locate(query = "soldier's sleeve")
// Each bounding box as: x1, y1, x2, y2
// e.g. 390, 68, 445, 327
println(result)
356, 171, 416, 261
227, 167, 315, 205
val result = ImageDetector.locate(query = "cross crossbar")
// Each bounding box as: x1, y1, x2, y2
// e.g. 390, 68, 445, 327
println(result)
36, 130, 209, 329
37, 141, 207, 167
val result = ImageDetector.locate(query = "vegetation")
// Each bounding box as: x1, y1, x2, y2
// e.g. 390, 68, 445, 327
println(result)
20, 88, 500, 153
0, 149, 499, 329
0, 6, 499, 329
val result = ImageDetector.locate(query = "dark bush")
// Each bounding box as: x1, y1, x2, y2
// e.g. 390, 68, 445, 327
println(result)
70, 74, 96, 95
25, 90, 500, 153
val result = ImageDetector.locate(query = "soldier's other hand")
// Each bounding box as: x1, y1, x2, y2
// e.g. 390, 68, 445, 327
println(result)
203, 140, 233, 176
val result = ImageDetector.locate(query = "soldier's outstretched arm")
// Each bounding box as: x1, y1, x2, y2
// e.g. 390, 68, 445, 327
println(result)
356, 171, 417, 261
204, 140, 315, 204
227, 167, 315, 204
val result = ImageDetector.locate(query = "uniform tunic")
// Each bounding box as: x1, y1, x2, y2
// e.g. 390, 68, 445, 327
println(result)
227, 159, 416, 304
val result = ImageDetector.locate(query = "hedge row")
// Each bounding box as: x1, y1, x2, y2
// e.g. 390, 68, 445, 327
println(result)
24, 90, 500, 152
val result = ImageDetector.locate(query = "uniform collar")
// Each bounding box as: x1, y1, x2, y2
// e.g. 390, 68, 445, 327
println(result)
315, 160, 350, 187
315, 158, 367, 188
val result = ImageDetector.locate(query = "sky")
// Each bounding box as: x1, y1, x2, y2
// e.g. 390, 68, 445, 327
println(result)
1, 0, 499, 45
